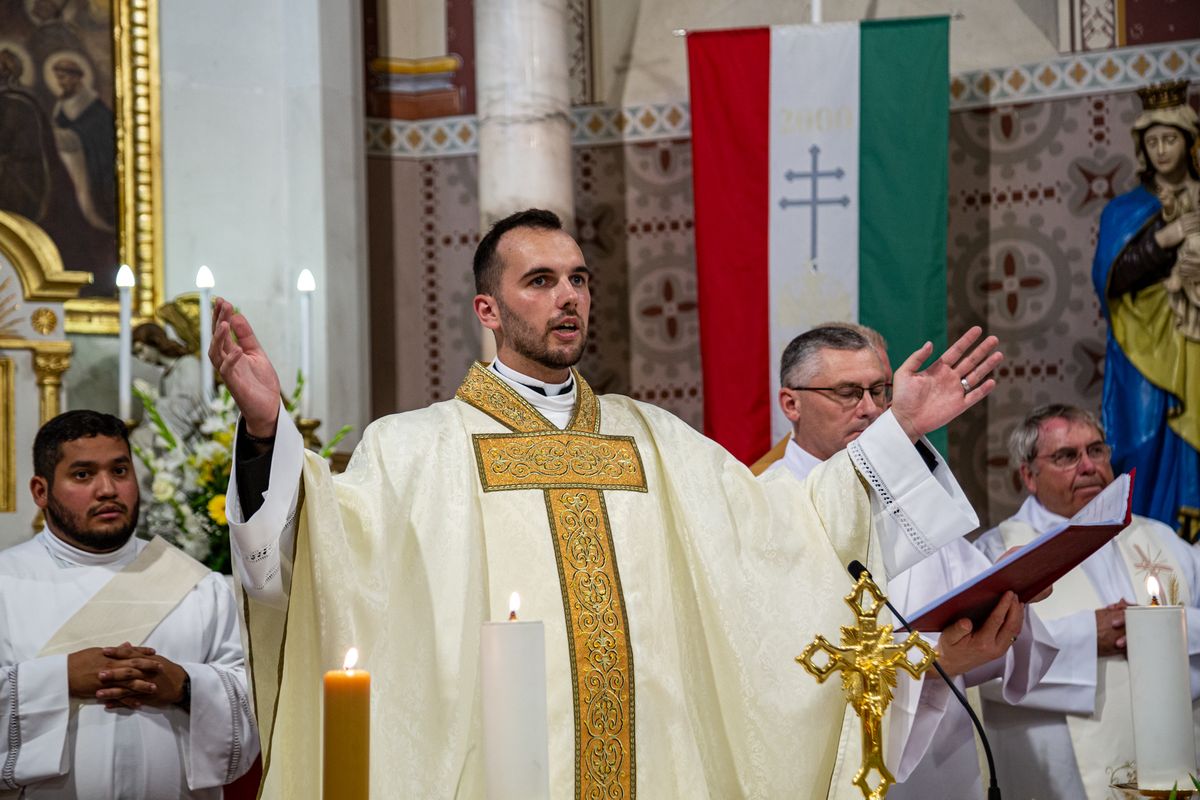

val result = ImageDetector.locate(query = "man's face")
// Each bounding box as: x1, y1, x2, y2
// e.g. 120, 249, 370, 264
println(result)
31, 435, 139, 552
53, 64, 81, 97
780, 347, 889, 461
479, 227, 591, 382
1020, 417, 1114, 518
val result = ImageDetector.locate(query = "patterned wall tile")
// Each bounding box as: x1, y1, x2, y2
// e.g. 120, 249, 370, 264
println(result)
946, 90, 1144, 526
365, 41, 1199, 158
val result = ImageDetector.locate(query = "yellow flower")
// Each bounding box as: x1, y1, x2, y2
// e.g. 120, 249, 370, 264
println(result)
207, 494, 228, 526
214, 430, 233, 448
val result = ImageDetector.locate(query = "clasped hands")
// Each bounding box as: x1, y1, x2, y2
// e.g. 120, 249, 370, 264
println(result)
67, 643, 188, 711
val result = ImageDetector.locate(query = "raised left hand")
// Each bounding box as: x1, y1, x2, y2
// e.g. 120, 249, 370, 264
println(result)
891, 326, 1003, 441
935, 590, 1024, 677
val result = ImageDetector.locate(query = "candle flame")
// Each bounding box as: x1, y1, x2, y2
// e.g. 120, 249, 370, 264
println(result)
195, 265, 215, 289
115, 264, 135, 288
343, 647, 358, 671
509, 591, 520, 621
1146, 575, 1162, 605
297, 268, 317, 292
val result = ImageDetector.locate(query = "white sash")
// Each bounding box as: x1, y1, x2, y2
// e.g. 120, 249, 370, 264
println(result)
37, 536, 211, 657
998, 517, 1189, 798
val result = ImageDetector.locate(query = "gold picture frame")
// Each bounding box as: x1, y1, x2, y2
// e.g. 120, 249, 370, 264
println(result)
63, 0, 164, 334
0, 357, 12, 512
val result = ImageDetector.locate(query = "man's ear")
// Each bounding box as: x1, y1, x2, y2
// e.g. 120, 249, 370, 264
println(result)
30, 476, 49, 510
474, 294, 501, 332
779, 388, 802, 424
1018, 462, 1038, 496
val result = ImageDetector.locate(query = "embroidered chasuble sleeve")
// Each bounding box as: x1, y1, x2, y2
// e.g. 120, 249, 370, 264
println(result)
227, 403, 304, 610
237, 366, 982, 799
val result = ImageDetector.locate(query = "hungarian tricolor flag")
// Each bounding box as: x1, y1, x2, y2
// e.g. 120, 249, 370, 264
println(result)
688, 18, 950, 464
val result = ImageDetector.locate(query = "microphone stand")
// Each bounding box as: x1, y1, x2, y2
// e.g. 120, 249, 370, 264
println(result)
848, 560, 1002, 800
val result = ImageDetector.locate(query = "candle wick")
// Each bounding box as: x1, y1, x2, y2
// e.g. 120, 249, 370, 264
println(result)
1150, 596, 1161, 606
508, 610, 518, 621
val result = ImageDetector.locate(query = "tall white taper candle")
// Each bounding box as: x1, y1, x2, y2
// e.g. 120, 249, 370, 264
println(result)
115, 264, 135, 420
1126, 576, 1197, 789
196, 266, 215, 405
297, 269, 316, 419
480, 592, 549, 800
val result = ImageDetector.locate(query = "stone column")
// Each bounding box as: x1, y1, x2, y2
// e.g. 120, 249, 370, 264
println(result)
475, 0, 574, 358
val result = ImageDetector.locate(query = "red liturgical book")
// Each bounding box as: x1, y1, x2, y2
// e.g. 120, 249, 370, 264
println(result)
907, 472, 1134, 633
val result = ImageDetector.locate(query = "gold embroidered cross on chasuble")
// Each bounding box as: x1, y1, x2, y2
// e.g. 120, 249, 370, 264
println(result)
456, 363, 646, 799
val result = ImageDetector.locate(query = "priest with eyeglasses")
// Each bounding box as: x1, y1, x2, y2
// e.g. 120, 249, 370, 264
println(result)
974, 403, 1200, 799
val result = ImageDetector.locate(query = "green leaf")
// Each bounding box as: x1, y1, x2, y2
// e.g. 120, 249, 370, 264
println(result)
132, 383, 178, 450
319, 425, 353, 460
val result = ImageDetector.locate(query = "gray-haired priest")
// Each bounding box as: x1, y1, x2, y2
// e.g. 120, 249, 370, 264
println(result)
0, 411, 258, 799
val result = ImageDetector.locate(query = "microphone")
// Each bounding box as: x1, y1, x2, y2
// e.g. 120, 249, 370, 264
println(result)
847, 560, 1002, 800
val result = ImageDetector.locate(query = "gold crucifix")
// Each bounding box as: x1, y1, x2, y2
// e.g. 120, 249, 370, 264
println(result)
798, 570, 935, 800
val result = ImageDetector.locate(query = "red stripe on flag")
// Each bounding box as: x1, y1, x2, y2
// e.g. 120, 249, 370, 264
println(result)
687, 28, 771, 464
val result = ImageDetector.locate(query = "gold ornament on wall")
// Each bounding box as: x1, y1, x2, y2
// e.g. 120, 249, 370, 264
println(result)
30, 308, 57, 335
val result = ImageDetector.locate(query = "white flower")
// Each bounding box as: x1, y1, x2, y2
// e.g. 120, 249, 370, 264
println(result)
151, 475, 176, 502
132, 378, 158, 399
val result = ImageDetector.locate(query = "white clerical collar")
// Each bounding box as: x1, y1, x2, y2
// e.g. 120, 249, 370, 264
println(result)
1011, 495, 1069, 535
780, 438, 824, 482
37, 526, 141, 569
491, 357, 575, 396
489, 358, 578, 429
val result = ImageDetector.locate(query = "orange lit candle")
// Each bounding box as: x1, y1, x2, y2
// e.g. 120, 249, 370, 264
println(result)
324, 647, 370, 799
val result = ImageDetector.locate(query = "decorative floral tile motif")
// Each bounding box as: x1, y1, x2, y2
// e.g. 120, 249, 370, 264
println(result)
365, 40, 1198, 158
946, 90, 1153, 525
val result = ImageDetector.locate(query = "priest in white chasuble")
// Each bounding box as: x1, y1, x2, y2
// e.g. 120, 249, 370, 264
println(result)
211, 209, 1004, 799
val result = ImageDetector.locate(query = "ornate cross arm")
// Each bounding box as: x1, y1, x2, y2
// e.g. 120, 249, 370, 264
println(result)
798, 571, 935, 800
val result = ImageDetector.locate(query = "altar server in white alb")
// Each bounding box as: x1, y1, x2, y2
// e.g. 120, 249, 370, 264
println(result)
0, 411, 258, 799
210, 208, 1005, 799
975, 404, 1200, 799
766, 324, 1059, 799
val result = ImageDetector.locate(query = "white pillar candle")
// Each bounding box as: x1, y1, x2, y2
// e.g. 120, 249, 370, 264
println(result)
196, 266, 215, 405
115, 264, 135, 420
480, 592, 549, 800
297, 269, 316, 419
1127, 580, 1197, 790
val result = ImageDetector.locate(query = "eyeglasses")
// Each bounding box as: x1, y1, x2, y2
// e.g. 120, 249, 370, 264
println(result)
1033, 442, 1112, 470
787, 382, 893, 407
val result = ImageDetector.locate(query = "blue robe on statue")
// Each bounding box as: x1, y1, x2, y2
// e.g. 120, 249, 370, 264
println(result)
1092, 184, 1200, 536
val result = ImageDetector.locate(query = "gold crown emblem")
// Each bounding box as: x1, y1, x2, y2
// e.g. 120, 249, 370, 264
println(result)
1136, 80, 1191, 111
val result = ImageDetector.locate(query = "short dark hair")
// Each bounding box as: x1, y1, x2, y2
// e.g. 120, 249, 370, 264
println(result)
34, 410, 130, 484
779, 326, 872, 388
473, 208, 563, 294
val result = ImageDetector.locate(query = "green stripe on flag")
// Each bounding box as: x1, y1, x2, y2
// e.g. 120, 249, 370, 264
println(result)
858, 16, 949, 452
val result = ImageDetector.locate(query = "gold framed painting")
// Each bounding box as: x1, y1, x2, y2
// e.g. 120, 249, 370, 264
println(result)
0, 0, 162, 334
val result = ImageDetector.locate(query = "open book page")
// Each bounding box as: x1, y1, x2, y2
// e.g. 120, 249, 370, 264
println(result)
906, 473, 1133, 632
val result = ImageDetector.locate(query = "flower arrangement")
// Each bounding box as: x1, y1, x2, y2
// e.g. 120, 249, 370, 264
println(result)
131, 375, 349, 573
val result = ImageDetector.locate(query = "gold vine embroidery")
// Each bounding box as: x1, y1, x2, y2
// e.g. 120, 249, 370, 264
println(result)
474, 433, 646, 492
457, 364, 640, 799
